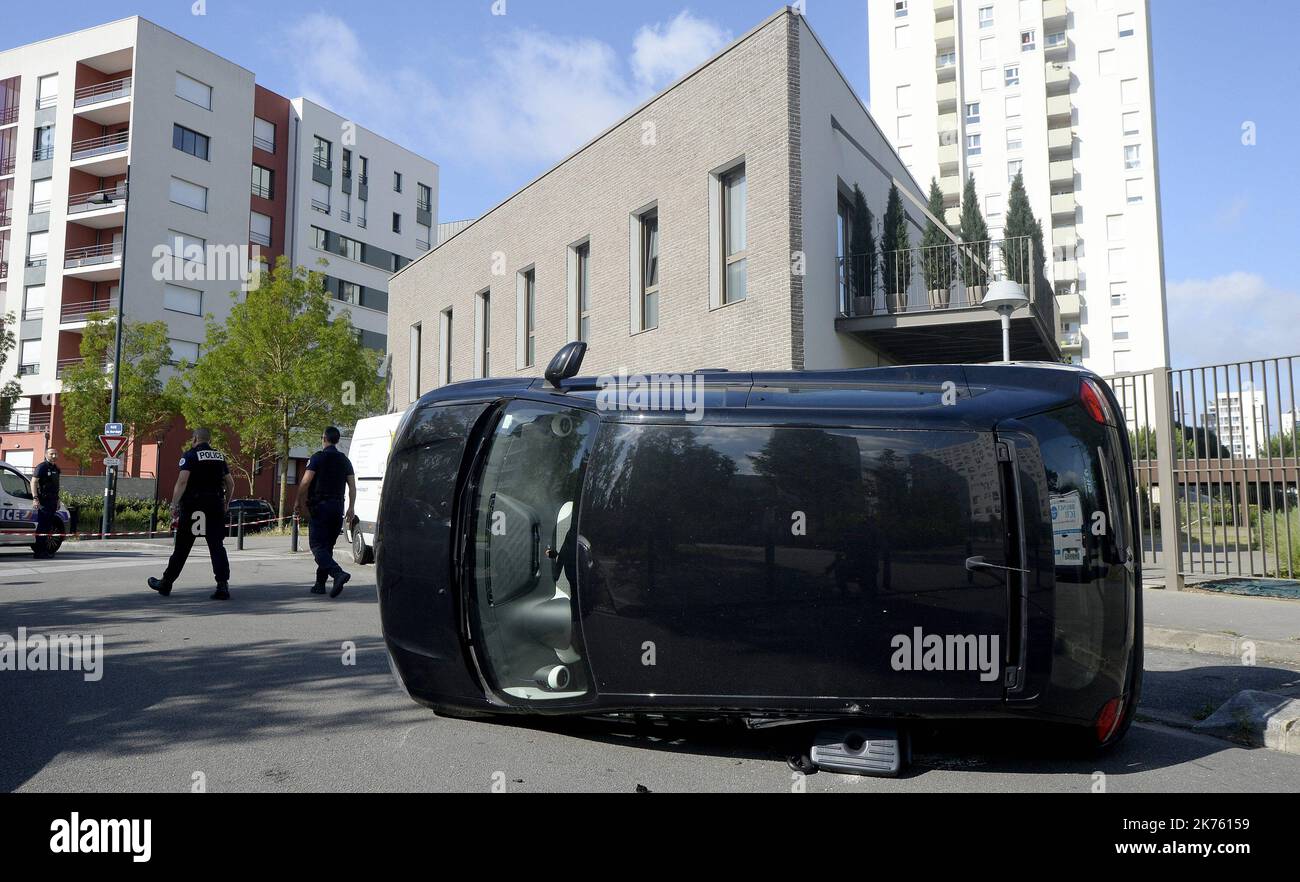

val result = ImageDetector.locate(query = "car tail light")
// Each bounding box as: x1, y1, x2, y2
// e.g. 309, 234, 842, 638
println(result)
1096, 696, 1125, 743
1080, 377, 1116, 427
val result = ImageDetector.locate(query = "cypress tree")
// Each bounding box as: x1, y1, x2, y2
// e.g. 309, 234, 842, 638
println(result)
922, 178, 955, 301
881, 182, 912, 301
848, 185, 875, 311
959, 173, 990, 294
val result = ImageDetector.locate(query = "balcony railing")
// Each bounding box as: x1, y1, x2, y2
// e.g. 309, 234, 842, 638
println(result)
250, 230, 272, 247
0, 155, 14, 175
74, 76, 132, 108
64, 243, 122, 270
60, 299, 118, 322
68, 186, 126, 213
340, 210, 351, 223
251, 182, 273, 200
0, 260, 7, 279
836, 236, 1049, 320
18, 363, 40, 376
0, 209, 10, 227
26, 253, 48, 268
311, 200, 330, 215
0, 105, 18, 126
71, 129, 129, 161
30, 200, 51, 214
36, 94, 56, 110
357, 217, 367, 229
253, 135, 275, 153
56, 356, 110, 378
417, 239, 430, 252
32, 144, 54, 161
0, 414, 52, 434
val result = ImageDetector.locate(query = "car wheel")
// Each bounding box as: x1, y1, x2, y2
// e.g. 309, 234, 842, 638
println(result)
352, 529, 370, 565
34, 524, 65, 558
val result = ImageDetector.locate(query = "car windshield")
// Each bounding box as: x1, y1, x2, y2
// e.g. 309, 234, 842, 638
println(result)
467, 401, 599, 701
0, 468, 33, 500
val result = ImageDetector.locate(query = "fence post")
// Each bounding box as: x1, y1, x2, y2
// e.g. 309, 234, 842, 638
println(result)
237, 508, 245, 551
1152, 370, 1185, 591
291, 514, 300, 553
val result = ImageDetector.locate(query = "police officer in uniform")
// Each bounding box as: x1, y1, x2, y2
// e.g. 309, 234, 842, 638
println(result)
294, 426, 356, 598
148, 428, 236, 600
32, 448, 62, 559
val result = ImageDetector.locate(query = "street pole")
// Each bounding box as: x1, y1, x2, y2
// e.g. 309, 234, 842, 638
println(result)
100, 165, 130, 539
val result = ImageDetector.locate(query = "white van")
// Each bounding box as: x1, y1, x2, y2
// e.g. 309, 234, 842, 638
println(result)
0, 462, 70, 556
342, 411, 408, 565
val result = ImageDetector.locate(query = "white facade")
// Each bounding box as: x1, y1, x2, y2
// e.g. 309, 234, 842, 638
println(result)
869, 0, 1171, 373
1209, 389, 1267, 459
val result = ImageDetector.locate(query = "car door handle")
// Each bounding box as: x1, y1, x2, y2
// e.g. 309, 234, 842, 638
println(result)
966, 556, 1030, 575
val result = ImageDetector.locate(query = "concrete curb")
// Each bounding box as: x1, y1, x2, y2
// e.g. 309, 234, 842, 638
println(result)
1193, 691, 1300, 756
1145, 626, 1300, 667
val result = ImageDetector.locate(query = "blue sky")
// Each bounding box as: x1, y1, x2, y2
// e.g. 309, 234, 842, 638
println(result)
8, 0, 1297, 366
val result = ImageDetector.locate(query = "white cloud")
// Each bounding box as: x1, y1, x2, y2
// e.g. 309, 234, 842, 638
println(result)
1167, 272, 1300, 367
283, 10, 730, 174
631, 11, 732, 91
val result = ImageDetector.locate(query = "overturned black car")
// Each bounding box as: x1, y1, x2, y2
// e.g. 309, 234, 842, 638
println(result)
375, 345, 1141, 771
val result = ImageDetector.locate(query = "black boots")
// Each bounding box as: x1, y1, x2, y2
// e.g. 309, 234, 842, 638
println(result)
210, 582, 231, 601
148, 577, 172, 597
329, 571, 351, 598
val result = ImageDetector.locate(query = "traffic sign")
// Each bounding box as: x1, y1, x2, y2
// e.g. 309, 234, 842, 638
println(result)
104, 423, 125, 437
103, 457, 122, 468
99, 435, 128, 459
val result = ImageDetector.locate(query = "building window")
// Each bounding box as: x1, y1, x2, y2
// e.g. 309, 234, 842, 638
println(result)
168, 339, 200, 366
575, 241, 591, 342
439, 308, 453, 386
19, 338, 42, 373
938, 50, 957, 69
169, 177, 208, 212
1098, 48, 1116, 76
966, 133, 982, 156
980, 67, 997, 90
1108, 248, 1127, 276
1125, 178, 1144, 204
522, 268, 537, 367
175, 73, 212, 110
341, 149, 352, 181
30, 178, 52, 213
1112, 316, 1130, 341
313, 136, 331, 169
250, 211, 272, 248
253, 117, 276, 153
417, 183, 432, 213
172, 124, 210, 161
965, 102, 981, 124
895, 25, 911, 49
1005, 94, 1022, 118
640, 209, 660, 331
409, 323, 422, 401
895, 0, 908, 17
33, 125, 55, 161
311, 226, 328, 251
979, 5, 994, 28
1122, 111, 1140, 136
311, 181, 330, 214
358, 156, 369, 187
985, 194, 1002, 220
338, 281, 361, 305
1045, 30, 1066, 49
392, 213, 402, 234
1006, 128, 1023, 151
1107, 214, 1126, 241
980, 37, 996, 62
1008, 159, 1023, 181
1117, 13, 1136, 38
896, 115, 913, 145
479, 290, 491, 377
1021, 30, 1036, 51
36, 74, 58, 110
1114, 350, 1133, 374
1004, 65, 1021, 87
721, 165, 747, 305
251, 164, 273, 199
164, 284, 202, 316
393, 172, 403, 193
27, 231, 49, 266
1124, 144, 1142, 170
1110, 282, 1129, 310
1120, 78, 1140, 104
22, 285, 44, 320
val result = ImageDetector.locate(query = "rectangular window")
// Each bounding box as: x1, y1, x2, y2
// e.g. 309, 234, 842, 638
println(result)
175, 73, 212, 110
523, 269, 537, 367
985, 194, 1002, 219
253, 117, 276, 153
417, 183, 432, 212
358, 156, 369, 186
1114, 350, 1133, 374
168, 339, 200, 365
409, 324, 422, 401
313, 136, 331, 169
895, 0, 908, 16
1006, 128, 1023, 151
1005, 95, 1022, 118
1021, 29, 1036, 51
30, 178, 52, 213
1106, 214, 1126, 241
164, 283, 202, 316
980, 37, 996, 61
1125, 178, 1144, 204
1008, 159, 1023, 181
172, 124, 210, 160
19, 338, 42, 372
895, 25, 911, 49
1108, 248, 1127, 276
980, 67, 997, 90
640, 210, 659, 330
168, 231, 207, 271
896, 115, 912, 144
36, 74, 58, 109
1110, 282, 1129, 310
1111, 316, 1130, 341
251, 164, 273, 199
311, 226, 328, 251
393, 172, 403, 193
169, 177, 208, 212
1120, 77, 1140, 104
1122, 111, 1140, 136
392, 213, 402, 234
979, 5, 994, 28
439, 308, 453, 386
575, 242, 591, 342
967, 133, 982, 156
722, 165, 747, 305
966, 102, 981, 124
1004, 64, 1021, 87
27, 231, 48, 265
22, 285, 44, 320
480, 290, 491, 377
896, 84, 912, 110
1098, 48, 1116, 76
1117, 12, 1136, 37
33, 125, 55, 161
342, 149, 352, 180
938, 50, 957, 69
311, 180, 330, 214
1124, 144, 1142, 170
1045, 31, 1067, 49
250, 211, 272, 247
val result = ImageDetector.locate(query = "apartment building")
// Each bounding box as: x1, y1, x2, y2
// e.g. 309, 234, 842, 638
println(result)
388, 8, 1059, 410
1208, 389, 1268, 460
868, 0, 1170, 375
0, 17, 437, 500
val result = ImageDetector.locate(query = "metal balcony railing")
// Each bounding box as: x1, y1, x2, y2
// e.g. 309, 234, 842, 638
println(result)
339, 210, 351, 223
253, 135, 275, 153
0, 260, 7, 279
0, 105, 18, 126
836, 236, 1049, 321
357, 217, 367, 229
250, 230, 272, 247
18, 363, 40, 376
311, 199, 330, 215
0, 414, 52, 433
60, 299, 118, 322
0, 155, 14, 175
36, 94, 56, 110
250, 182, 272, 200
56, 356, 110, 378
64, 243, 122, 270
32, 144, 54, 161
74, 76, 132, 108
0, 209, 10, 227
68, 186, 126, 213
416, 240, 430, 252
26, 253, 48, 268
71, 129, 129, 161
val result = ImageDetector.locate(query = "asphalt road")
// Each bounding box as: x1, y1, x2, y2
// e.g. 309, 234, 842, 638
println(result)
3, 538, 1299, 793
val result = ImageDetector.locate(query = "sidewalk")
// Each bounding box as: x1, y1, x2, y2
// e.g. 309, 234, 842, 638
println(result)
1145, 588, 1300, 666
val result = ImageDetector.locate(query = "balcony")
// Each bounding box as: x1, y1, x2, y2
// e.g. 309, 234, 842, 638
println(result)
1044, 31, 1069, 60
1046, 94, 1072, 124
1051, 224, 1077, 249
934, 18, 955, 48
63, 243, 122, 281
253, 134, 275, 154
937, 140, 959, 173
60, 298, 118, 324
1049, 159, 1074, 186
934, 0, 954, 20
1, 155, 14, 175
250, 230, 272, 248
1047, 126, 1073, 157
0, 209, 10, 227
311, 199, 331, 215
1045, 62, 1070, 93
0, 105, 18, 127
939, 173, 961, 207
1051, 191, 1076, 219
70, 129, 129, 175
67, 186, 127, 227
1043, 0, 1069, 28
56, 356, 110, 379
1059, 331, 1083, 352
834, 236, 1059, 363
936, 55, 957, 82
0, 260, 7, 279
1056, 292, 1081, 318
936, 79, 957, 111
1053, 258, 1078, 290
0, 414, 52, 435
73, 77, 132, 125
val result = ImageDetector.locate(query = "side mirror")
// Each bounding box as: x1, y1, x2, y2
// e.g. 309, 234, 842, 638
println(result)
545, 342, 588, 389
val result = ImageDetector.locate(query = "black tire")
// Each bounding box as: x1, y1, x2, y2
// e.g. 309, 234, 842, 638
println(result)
33, 524, 64, 558
352, 529, 372, 565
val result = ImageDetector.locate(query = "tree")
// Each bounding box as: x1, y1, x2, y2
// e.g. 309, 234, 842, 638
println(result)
60, 314, 180, 471
0, 313, 22, 428
180, 258, 385, 520
921, 178, 956, 299
1003, 172, 1048, 299
880, 182, 912, 300
959, 174, 990, 295
847, 185, 876, 312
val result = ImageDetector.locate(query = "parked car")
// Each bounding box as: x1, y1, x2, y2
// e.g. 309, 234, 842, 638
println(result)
344, 411, 409, 565
375, 344, 1141, 772
225, 499, 277, 535
0, 462, 71, 557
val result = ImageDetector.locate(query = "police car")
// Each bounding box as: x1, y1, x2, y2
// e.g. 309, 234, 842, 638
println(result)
0, 461, 71, 556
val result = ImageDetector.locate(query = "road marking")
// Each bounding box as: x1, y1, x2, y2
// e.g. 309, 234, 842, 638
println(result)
0, 551, 302, 578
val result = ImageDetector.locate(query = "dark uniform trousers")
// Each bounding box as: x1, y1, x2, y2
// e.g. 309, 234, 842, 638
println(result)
308, 498, 346, 584
35, 497, 60, 553
163, 493, 231, 586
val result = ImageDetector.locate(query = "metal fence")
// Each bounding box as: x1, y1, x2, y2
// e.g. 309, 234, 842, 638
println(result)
1107, 355, 1299, 587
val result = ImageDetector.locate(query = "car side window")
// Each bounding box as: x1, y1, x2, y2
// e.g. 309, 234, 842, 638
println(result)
0, 468, 33, 500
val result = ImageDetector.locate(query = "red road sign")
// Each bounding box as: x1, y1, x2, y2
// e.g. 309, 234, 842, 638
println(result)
99, 435, 128, 459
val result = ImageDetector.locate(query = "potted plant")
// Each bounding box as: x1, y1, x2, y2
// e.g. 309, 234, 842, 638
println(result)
922, 179, 954, 309
881, 183, 912, 313
847, 185, 876, 317
959, 174, 990, 305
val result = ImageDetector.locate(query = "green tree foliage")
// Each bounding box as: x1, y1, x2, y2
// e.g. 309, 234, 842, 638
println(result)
880, 182, 912, 295
179, 258, 384, 519
921, 178, 956, 293
0, 313, 22, 427
959, 174, 990, 290
1003, 172, 1050, 300
60, 314, 179, 470
847, 185, 876, 307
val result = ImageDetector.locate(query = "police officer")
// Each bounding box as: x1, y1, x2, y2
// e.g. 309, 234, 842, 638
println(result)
294, 426, 356, 598
32, 448, 61, 559
148, 428, 236, 601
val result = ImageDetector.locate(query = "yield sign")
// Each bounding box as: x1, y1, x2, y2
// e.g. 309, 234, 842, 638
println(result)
99, 435, 128, 459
